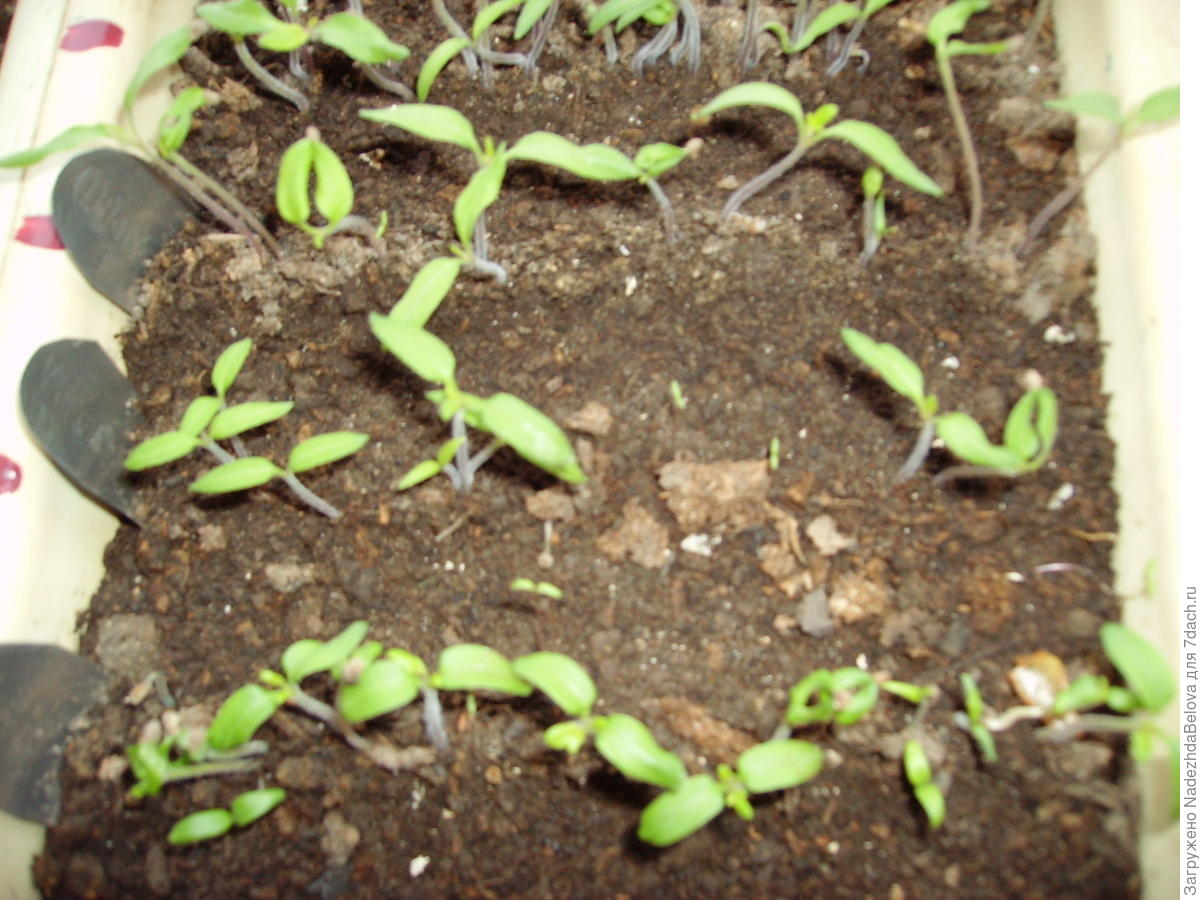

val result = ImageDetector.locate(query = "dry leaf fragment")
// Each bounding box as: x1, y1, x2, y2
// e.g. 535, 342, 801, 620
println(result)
827, 571, 889, 625
595, 499, 671, 569
657, 458, 770, 531
563, 400, 613, 436
806, 514, 856, 556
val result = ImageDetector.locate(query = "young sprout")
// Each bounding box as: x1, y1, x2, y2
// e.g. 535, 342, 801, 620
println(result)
839, 328, 939, 482
422, 0, 561, 97
767, 436, 781, 471
932, 386, 1057, 484
925, 0, 1009, 248
1018, 85, 1179, 254
196, 0, 413, 109
370, 315, 585, 492
668, 379, 689, 410
509, 578, 564, 599
507, 132, 693, 243
763, 0, 898, 76
124, 339, 368, 518
167, 788, 287, 845
276, 127, 385, 250
636, 738, 824, 846
586, 0, 701, 76
360, 104, 510, 281
692, 82, 942, 220
903, 739, 945, 829
956, 673, 998, 763
0, 25, 277, 254
857, 165, 896, 264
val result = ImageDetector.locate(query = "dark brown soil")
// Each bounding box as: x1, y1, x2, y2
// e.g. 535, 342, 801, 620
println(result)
35, 0, 1139, 897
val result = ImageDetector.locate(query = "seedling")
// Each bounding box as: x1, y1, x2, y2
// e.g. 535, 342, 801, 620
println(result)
422, 0, 560, 98
767, 436, 781, 470
903, 739, 946, 829
507, 131, 692, 242
932, 386, 1057, 483
780, 666, 933, 734
926, 0, 1008, 248
840, 328, 939, 481
276, 127, 385, 250
369, 315, 585, 491
359, 103, 509, 281
763, 0, 897, 76
0, 26, 276, 253
668, 379, 688, 410
510, 578, 564, 599
692, 82, 942, 220
1019, 85, 1179, 254
857, 165, 896, 264
586, 0, 702, 76
167, 788, 287, 845
123, 339, 368, 518
956, 673, 998, 763
196, 0, 412, 110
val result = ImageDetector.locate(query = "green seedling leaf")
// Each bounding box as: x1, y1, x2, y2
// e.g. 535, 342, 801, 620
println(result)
515, 0, 555, 39
693, 82, 804, 132
257, 22, 309, 52
735, 739, 823, 794
1002, 387, 1057, 468
477, 392, 586, 483
1045, 91, 1123, 123
229, 787, 287, 827
1131, 85, 1180, 127
168, 808, 234, 845
384, 648, 430, 679
637, 774, 725, 846
0, 123, 126, 168
276, 137, 316, 231
312, 12, 410, 64
179, 396, 222, 438
359, 104, 483, 158
157, 87, 213, 158
206, 684, 284, 750
820, 120, 943, 196
212, 338, 253, 400
805, 102, 840, 134
197, 0, 285, 37
862, 165, 884, 199
830, 667, 879, 725
926, 0, 990, 47
126, 742, 171, 798
960, 673, 984, 723
473, 0, 526, 40
512, 652, 597, 718
276, 133, 355, 247
396, 458, 445, 490
588, 0, 662, 33
914, 781, 946, 829
509, 578, 563, 599
208, 400, 295, 441
881, 680, 934, 705
416, 37, 472, 102
190, 456, 283, 494
903, 738, 932, 786
1105, 685, 1138, 714
1129, 723, 1157, 762
865, 0, 898, 14
787, 2, 860, 54
431, 644, 534, 696
389, 257, 462, 328
593, 713, 687, 789
310, 141, 354, 231
124, 24, 197, 113
280, 621, 370, 684
508, 132, 641, 182
632, 142, 689, 179
287, 431, 369, 473
124, 431, 200, 471
544, 720, 591, 754
935, 413, 1024, 473
338, 657, 422, 723
370, 314, 458, 384
786, 669, 834, 726
454, 155, 508, 249
945, 38, 1007, 58
1052, 674, 1110, 715
840, 328, 936, 418
1100, 622, 1174, 713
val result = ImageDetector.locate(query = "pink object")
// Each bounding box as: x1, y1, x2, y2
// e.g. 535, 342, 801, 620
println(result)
60, 20, 124, 51
0, 455, 21, 494
15, 216, 65, 249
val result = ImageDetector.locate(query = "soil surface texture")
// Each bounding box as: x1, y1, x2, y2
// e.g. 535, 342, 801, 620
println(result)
35, 0, 1139, 897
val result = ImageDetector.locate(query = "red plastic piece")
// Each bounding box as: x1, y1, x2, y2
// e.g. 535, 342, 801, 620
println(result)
14, 216, 65, 250
60, 20, 124, 51
0, 455, 21, 494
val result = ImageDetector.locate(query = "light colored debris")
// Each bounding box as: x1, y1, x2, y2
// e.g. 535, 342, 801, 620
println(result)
827, 571, 889, 625
1008, 650, 1069, 708
798, 587, 835, 636
563, 400, 614, 436
525, 486, 576, 521
806, 514, 856, 557
265, 561, 316, 594
680, 533, 721, 557
595, 498, 671, 569
321, 810, 361, 868
641, 696, 756, 765
657, 458, 770, 532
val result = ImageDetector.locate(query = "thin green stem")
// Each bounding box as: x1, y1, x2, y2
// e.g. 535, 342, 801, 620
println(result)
722, 142, 806, 219
280, 471, 342, 519
169, 152, 281, 254
233, 37, 310, 111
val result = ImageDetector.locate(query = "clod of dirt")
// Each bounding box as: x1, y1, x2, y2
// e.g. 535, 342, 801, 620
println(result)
657, 458, 770, 531
595, 498, 671, 568
806, 513, 857, 556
